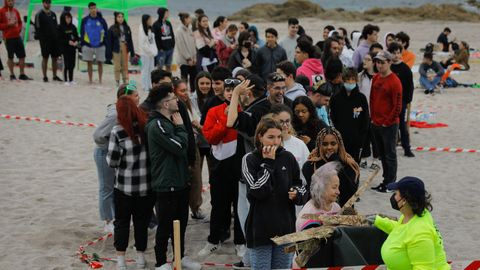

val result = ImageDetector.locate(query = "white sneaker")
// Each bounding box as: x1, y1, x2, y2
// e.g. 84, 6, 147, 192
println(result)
70, 80, 77, 85
137, 252, 146, 268
181, 256, 202, 270
198, 242, 220, 257
235, 244, 246, 257
103, 222, 114, 234
117, 265, 127, 270
64, 81, 71, 86
155, 263, 172, 270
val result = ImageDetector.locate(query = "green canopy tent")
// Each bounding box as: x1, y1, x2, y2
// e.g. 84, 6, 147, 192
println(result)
25, 0, 167, 45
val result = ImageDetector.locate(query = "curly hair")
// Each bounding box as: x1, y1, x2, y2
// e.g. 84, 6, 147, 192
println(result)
310, 161, 340, 209
308, 127, 360, 181
401, 190, 433, 217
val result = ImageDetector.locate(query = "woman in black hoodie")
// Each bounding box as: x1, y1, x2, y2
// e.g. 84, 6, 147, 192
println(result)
242, 118, 306, 270
302, 127, 360, 207
329, 68, 370, 163
57, 12, 78, 84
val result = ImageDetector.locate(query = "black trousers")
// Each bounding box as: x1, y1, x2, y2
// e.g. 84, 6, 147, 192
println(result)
113, 189, 154, 252
372, 124, 399, 185
180, 64, 197, 93
154, 188, 190, 267
62, 50, 76, 82
207, 156, 245, 245
361, 123, 379, 159
398, 102, 411, 151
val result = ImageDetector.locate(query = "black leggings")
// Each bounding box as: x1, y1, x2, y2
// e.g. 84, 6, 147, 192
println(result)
63, 51, 76, 82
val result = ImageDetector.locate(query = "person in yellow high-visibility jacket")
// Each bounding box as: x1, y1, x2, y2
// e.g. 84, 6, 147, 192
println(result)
372, 176, 450, 270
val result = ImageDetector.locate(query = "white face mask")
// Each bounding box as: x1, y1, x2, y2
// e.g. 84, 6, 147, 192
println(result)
344, 83, 356, 91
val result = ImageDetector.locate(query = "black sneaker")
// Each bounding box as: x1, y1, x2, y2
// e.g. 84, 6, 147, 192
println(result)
10, 74, 17, 81
19, 74, 32, 80
43, 77, 49, 82
371, 183, 388, 193
404, 150, 415, 157
424, 89, 430, 95
360, 161, 367, 169
233, 261, 251, 270
53, 76, 63, 82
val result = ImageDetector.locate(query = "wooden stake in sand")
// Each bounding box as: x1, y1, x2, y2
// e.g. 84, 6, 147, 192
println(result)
173, 220, 182, 270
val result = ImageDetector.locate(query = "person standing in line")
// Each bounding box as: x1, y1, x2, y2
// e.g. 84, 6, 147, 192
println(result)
352, 24, 380, 71
279, 18, 300, 63
138, 14, 158, 92
216, 24, 238, 67
395, 31, 415, 69
93, 83, 141, 234
152, 7, 175, 72
212, 16, 228, 41
199, 79, 246, 258
227, 31, 258, 74
310, 82, 332, 127
193, 14, 218, 72
0, 0, 32, 80
358, 52, 380, 169
106, 11, 134, 86
58, 11, 78, 85
255, 28, 287, 80
388, 42, 415, 158
242, 118, 306, 270
276, 60, 306, 101
315, 25, 335, 54
146, 83, 201, 270
369, 51, 402, 193
329, 68, 370, 163
175, 12, 197, 92
35, 0, 62, 82
295, 39, 325, 87
292, 96, 327, 151
106, 96, 154, 270
80, 2, 108, 84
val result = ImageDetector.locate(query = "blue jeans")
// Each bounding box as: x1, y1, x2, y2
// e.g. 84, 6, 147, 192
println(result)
420, 75, 441, 91
156, 49, 174, 69
238, 182, 251, 265
250, 244, 293, 270
94, 147, 115, 221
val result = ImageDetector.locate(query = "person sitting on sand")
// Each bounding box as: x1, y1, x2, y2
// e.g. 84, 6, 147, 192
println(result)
369, 176, 450, 270
437, 27, 451, 53
441, 40, 470, 70
419, 52, 444, 95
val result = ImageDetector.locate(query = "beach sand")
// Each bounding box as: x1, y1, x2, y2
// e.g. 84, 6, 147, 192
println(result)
1, 16, 480, 269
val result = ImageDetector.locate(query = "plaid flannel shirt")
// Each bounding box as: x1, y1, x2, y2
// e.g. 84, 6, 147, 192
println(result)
106, 125, 150, 196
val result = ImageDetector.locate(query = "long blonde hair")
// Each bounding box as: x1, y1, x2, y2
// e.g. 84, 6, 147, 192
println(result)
308, 127, 360, 181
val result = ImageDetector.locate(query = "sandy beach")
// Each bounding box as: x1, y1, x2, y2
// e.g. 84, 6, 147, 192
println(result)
1, 12, 480, 269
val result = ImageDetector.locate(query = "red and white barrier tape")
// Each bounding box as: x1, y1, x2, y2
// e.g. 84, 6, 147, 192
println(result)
0, 114, 97, 128
411, 146, 479, 153
287, 260, 480, 270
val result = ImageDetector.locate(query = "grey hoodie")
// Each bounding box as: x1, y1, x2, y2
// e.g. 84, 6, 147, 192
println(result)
284, 82, 306, 101
93, 104, 117, 149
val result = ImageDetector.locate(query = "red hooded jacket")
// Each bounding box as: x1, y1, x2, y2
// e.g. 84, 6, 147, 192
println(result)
0, 1, 22, 39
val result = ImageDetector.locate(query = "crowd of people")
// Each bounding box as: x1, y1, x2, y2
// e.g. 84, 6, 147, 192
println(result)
1, 1, 455, 269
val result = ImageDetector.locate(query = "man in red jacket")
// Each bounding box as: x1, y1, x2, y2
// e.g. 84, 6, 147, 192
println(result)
369, 51, 402, 193
0, 0, 32, 81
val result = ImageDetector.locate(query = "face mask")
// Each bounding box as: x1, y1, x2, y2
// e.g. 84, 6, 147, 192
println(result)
390, 193, 402, 211
344, 83, 356, 91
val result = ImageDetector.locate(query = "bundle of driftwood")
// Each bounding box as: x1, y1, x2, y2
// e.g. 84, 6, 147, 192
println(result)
271, 168, 389, 267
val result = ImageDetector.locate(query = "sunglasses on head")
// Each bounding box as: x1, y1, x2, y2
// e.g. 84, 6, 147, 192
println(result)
224, 78, 242, 86
271, 73, 285, 82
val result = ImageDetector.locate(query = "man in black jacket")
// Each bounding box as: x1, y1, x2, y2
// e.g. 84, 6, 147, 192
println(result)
35, 0, 62, 82
388, 42, 415, 157
152, 7, 175, 71
255, 28, 287, 80
329, 68, 369, 163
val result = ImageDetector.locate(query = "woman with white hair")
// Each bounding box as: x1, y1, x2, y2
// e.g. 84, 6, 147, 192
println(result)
296, 161, 341, 231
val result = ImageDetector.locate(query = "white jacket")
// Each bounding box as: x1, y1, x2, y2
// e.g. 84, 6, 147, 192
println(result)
138, 25, 158, 57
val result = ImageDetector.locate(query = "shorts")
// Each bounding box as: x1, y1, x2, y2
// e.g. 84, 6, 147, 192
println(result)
40, 38, 60, 58
156, 48, 174, 68
81, 45, 106, 62
5, 38, 26, 59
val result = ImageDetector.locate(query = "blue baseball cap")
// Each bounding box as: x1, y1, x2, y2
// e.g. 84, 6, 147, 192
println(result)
387, 177, 426, 199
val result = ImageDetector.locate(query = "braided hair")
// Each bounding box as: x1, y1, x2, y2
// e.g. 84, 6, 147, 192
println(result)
308, 127, 360, 181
